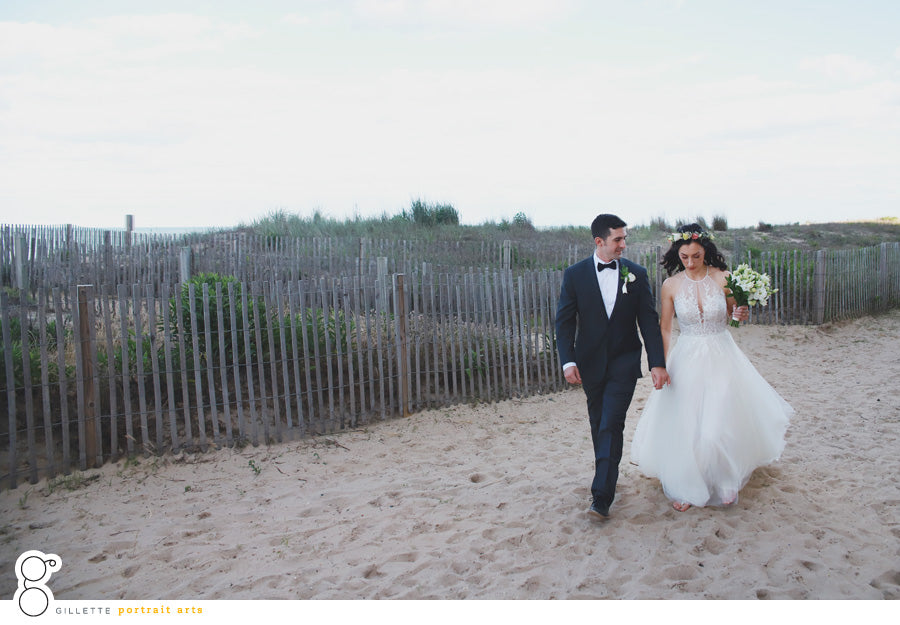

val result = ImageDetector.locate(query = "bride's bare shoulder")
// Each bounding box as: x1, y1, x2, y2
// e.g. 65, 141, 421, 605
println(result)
661, 273, 682, 291
708, 267, 729, 286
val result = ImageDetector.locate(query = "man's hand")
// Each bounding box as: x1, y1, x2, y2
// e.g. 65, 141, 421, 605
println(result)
564, 365, 582, 385
650, 366, 670, 390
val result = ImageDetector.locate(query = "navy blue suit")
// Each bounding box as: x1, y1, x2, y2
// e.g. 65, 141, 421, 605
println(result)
556, 257, 665, 509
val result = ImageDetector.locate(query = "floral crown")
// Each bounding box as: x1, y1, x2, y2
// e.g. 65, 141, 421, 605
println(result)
666, 230, 715, 243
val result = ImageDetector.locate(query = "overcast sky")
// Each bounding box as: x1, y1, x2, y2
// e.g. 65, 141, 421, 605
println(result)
2, 0, 899, 231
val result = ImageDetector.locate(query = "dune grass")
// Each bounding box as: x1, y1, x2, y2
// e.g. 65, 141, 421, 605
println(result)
239, 202, 900, 253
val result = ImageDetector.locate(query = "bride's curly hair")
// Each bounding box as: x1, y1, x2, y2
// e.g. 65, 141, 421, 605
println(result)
661, 223, 728, 275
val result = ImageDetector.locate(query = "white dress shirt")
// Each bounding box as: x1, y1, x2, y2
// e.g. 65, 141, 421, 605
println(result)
595, 254, 619, 320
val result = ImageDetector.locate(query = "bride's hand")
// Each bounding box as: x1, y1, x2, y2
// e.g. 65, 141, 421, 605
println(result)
732, 305, 749, 322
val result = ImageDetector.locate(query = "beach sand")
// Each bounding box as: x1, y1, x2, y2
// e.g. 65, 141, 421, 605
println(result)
2, 310, 899, 600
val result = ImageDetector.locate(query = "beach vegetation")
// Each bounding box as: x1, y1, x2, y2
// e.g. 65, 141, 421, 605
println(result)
0, 316, 66, 391
242, 209, 900, 254
45, 472, 100, 495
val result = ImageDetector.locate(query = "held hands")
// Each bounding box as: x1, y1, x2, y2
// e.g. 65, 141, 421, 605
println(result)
566, 365, 670, 389
564, 365, 582, 386
650, 367, 670, 390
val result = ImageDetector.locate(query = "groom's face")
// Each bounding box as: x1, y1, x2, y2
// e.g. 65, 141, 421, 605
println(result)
596, 227, 627, 261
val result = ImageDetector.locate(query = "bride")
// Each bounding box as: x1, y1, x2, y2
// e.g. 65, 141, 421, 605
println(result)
630, 224, 792, 511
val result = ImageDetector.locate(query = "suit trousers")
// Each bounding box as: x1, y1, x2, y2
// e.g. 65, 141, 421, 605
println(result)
585, 376, 638, 508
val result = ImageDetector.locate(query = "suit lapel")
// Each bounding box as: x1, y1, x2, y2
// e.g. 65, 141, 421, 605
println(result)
608, 262, 624, 322
599, 292, 610, 323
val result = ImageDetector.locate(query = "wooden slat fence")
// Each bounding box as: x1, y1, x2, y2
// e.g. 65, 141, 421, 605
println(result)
728, 244, 900, 324
1, 223, 650, 296
3, 242, 900, 490
1, 269, 565, 489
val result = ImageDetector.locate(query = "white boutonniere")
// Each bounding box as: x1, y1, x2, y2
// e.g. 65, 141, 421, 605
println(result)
620, 266, 636, 294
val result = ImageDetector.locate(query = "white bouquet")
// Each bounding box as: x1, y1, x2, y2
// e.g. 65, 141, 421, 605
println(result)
724, 264, 777, 327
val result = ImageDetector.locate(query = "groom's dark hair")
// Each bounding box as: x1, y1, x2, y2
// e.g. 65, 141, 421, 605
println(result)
591, 214, 627, 240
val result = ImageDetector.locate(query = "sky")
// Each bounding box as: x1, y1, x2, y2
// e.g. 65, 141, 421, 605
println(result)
1, 0, 899, 231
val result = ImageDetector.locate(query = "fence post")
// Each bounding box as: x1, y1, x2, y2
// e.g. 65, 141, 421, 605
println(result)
394, 273, 409, 417
377, 257, 388, 310
125, 214, 134, 247
502, 240, 512, 270
358, 237, 366, 278
813, 249, 827, 324
103, 230, 112, 283
180, 247, 192, 282
1, 291, 19, 488
78, 285, 99, 468
14, 236, 29, 293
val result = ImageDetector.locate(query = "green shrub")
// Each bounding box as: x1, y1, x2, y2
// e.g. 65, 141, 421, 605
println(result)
513, 212, 535, 231
287, 308, 356, 357
463, 347, 486, 382
167, 273, 268, 367
0, 317, 62, 390
649, 217, 672, 232
165, 274, 357, 372
97, 329, 157, 377
404, 199, 460, 227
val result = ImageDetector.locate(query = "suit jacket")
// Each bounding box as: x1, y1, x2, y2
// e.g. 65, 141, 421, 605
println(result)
555, 256, 665, 388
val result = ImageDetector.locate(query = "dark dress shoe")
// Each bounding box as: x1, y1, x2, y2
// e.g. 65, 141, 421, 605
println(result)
588, 501, 610, 520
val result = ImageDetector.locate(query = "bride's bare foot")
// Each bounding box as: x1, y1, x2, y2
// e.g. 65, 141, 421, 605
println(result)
673, 501, 691, 512
723, 491, 737, 506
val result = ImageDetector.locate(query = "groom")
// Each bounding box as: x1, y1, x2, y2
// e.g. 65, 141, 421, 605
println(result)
556, 214, 669, 520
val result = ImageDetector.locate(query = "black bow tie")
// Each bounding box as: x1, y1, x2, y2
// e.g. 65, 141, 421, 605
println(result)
597, 261, 617, 272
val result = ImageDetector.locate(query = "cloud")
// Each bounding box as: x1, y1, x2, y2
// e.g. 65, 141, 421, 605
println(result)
2, 9, 899, 229
799, 53, 879, 82
351, 0, 572, 26
0, 20, 106, 64
279, 0, 572, 29
282, 13, 312, 26
0, 15, 256, 67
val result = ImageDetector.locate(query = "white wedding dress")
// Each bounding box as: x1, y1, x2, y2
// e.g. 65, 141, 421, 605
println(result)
631, 270, 792, 507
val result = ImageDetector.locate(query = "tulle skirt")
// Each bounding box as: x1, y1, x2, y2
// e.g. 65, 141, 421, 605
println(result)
631, 329, 792, 507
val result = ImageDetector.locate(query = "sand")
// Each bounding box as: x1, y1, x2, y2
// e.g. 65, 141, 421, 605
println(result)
2, 310, 899, 600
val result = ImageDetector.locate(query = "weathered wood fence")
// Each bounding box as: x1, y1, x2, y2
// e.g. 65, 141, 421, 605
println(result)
1, 224, 598, 295
2, 269, 565, 489
2, 232, 899, 490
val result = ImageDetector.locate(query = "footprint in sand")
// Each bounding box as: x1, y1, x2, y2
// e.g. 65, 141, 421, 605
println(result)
869, 570, 900, 599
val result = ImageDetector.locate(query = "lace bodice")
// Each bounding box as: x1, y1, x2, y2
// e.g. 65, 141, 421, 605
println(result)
674, 271, 728, 336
